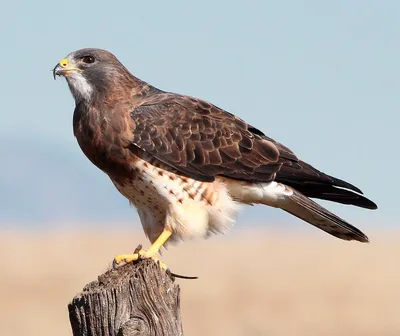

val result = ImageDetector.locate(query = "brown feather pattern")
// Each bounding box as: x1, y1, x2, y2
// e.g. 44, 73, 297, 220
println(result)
127, 92, 376, 210
128, 94, 288, 183
57, 48, 377, 245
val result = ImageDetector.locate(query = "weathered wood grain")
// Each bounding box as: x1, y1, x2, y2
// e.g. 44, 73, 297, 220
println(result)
68, 259, 183, 336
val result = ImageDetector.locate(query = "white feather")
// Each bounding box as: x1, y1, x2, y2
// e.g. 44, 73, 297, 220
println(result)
224, 180, 293, 207
111, 160, 242, 245
66, 72, 93, 102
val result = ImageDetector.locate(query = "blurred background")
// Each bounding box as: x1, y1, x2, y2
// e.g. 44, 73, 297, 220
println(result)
0, 1, 398, 335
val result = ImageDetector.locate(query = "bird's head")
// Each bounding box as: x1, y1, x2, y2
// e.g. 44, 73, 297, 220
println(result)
53, 48, 131, 104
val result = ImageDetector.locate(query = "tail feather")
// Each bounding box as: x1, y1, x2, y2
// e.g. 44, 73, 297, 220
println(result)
275, 160, 378, 210
280, 187, 369, 242
286, 183, 377, 210
225, 179, 370, 243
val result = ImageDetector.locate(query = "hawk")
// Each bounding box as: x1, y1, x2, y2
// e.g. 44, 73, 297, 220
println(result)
53, 48, 377, 268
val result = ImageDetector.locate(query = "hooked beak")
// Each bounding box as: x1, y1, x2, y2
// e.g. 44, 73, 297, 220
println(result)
52, 58, 82, 80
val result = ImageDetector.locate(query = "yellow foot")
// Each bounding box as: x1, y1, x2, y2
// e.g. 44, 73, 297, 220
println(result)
112, 230, 172, 270
113, 245, 168, 270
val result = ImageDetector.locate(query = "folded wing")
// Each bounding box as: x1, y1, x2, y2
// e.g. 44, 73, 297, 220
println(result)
128, 92, 377, 210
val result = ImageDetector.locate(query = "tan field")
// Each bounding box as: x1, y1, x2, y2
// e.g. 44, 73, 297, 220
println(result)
1, 227, 399, 336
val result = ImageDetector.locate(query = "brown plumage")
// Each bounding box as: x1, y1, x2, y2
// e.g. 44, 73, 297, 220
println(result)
53, 48, 377, 251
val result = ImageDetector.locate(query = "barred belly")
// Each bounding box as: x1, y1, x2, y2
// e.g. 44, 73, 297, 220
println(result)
111, 157, 241, 245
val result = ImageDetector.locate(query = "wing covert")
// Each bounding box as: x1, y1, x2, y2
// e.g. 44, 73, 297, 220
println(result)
128, 94, 295, 182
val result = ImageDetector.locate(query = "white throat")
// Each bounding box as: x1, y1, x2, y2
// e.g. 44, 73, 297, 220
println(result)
66, 72, 94, 103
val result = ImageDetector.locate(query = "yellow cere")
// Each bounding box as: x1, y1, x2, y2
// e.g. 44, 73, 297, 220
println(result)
59, 59, 69, 67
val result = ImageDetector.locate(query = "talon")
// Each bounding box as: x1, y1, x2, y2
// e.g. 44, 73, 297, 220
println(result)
113, 253, 141, 267
113, 250, 168, 270
113, 254, 124, 265
133, 244, 143, 254
112, 231, 172, 270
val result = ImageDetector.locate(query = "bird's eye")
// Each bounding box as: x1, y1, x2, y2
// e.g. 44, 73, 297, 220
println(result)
81, 56, 95, 64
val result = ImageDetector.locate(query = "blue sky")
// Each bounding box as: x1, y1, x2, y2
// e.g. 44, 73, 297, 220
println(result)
0, 1, 398, 230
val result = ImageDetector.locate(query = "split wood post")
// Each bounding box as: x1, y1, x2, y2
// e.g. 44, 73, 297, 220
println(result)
68, 259, 183, 336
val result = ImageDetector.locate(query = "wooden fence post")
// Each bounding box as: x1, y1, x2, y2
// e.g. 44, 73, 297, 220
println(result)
68, 259, 183, 336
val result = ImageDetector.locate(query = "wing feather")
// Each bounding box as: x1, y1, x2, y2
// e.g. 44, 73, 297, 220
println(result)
128, 94, 286, 183
127, 92, 376, 209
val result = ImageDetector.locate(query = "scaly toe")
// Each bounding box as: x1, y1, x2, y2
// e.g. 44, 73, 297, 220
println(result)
113, 253, 141, 268
112, 250, 168, 271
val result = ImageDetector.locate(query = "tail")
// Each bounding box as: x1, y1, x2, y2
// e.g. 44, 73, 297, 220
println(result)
228, 181, 369, 242
275, 160, 378, 210
279, 187, 369, 242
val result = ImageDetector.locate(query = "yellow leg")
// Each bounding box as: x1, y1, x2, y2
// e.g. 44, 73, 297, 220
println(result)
113, 230, 172, 269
